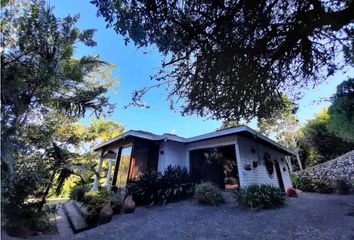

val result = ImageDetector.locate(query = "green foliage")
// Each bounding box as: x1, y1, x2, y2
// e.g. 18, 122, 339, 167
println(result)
312, 180, 334, 194
194, 182, 224, 206
83, 189, 112, 226
127, 165, 194, 206
327, 78, 354, 141
0, 1, 121, 234
291, 175, 345, 194
300, 108, 354, 166
69, 185, 91, 202
336, 178, 352, 195
4, 203, 57, 237
291, 175, 315, 192
218, 121, 245, 130
92, 0, 353, 121
234, 184, 286, 209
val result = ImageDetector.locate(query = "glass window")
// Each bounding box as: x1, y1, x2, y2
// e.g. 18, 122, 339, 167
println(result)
116, 146, 132, 188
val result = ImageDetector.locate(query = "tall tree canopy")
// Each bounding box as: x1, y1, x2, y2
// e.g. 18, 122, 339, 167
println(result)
327, 78, 354, 141
1, 1, 120, 233
92, 0, 354, 121
301, 108, 354, 166
1, 0, 116, 170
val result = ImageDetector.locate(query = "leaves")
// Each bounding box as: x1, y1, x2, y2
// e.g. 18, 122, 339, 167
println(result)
327, 78, 354, 141
92, 0, 354, 121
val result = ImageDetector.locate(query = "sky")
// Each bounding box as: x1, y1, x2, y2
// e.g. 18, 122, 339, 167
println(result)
49, 0, 353, 138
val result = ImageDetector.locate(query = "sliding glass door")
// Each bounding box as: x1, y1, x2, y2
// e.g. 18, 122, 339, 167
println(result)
116, 145, 133, 188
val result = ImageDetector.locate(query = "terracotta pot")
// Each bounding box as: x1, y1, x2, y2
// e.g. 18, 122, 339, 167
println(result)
123, 195, 135, 214
98, 203, 113, 224
244, 164, 252, 171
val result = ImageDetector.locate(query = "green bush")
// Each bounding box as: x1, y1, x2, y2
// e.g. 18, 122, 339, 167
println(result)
234, 184, 286, 209
194, 182, 224, 206
312, 180, 334, 194
160, 165, 195, 202
4, 203, 57, 237
291, 175, 315, 192
336, 178, 351, 194
82, 189, 112, 226
127, 165, 194, 206
69, 185, 91, 202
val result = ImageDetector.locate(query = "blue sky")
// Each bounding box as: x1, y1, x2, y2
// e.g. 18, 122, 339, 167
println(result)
49, 0, 353, 138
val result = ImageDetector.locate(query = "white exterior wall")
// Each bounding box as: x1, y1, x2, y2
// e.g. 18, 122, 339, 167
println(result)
157, 140, 187, 172
236, 136, 292, 189
156, 135, 292, 190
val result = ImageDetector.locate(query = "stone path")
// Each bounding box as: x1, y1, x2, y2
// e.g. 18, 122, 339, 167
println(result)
9, 193, 354, 240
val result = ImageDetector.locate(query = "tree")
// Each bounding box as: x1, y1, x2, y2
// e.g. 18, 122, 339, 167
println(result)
301, 108, 354, 166
1, 0, 116, 171
92, 0, 354, 121
327, 78, 354, 141
1, 1, 119, 234
257, 96, 303, 170
218, 120, 244, 130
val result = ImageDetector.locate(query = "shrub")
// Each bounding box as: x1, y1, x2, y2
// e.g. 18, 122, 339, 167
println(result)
4, 202, 57, 237
194, 182, 224, 206
83, 189, 112, 226
69, 185, 91, 202
312, 180, 334, 194
161, 165, 194, 202
286, 187, 298, 197
127, 166, 194, 206
336, 178, 351, 194
291, 175, 315, 192
234, 184, 286, 209
127, 171, 163, 205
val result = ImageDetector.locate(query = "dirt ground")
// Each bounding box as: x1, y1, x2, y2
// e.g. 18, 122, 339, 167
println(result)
3, 192, 354, 240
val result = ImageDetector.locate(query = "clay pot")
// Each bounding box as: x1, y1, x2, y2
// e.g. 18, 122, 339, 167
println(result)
244, 164, 252, 171
123, 195, 135, 214
98, 203, 113, 225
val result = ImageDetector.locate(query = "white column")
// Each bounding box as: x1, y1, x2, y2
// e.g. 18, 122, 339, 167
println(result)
234, 139, 244, 187
285, 156, 293, 173
103, 160, 113, 189
91, 151, 103, 191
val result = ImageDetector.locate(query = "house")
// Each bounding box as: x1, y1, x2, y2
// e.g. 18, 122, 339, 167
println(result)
91, 125, 293, 192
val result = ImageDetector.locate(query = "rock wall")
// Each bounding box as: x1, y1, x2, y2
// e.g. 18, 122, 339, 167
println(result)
294, 150, 354, 182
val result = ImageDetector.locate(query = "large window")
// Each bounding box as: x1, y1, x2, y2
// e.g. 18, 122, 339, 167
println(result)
116, 146, 132, 188
190, 145, 239, 190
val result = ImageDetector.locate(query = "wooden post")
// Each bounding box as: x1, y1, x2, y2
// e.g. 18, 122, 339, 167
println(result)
295, 150, 303, 170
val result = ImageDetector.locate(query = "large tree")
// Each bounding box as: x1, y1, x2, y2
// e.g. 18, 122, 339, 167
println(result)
92, 0, 354, 121
301, 108, 354, 166
1, 1, 119, 234
257, 95, 303, 170
327, 78, 354, 141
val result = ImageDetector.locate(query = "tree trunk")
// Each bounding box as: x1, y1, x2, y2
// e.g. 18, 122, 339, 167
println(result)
37, 169, 57, 212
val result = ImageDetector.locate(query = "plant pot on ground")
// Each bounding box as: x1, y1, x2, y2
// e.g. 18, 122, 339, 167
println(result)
123, 195, 135, 213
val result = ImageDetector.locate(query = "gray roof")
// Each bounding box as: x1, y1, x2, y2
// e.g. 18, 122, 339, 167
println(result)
92, 125, 294, 155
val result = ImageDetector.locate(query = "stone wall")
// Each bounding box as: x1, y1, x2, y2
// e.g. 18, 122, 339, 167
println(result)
293, 150, 354, 182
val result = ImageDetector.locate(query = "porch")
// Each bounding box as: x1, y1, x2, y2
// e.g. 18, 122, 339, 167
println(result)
91, 137, 159, 191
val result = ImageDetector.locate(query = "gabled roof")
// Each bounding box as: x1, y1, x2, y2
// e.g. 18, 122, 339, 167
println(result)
92, 126, 294, 155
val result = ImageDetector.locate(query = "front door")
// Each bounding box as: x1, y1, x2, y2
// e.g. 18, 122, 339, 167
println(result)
274, 161, 285, 191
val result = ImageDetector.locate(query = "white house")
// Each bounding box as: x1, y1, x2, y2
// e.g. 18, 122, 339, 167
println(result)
91, 125, 293, 192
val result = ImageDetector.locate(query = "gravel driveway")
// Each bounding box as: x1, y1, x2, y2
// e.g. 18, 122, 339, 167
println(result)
5, 193, 354, 240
